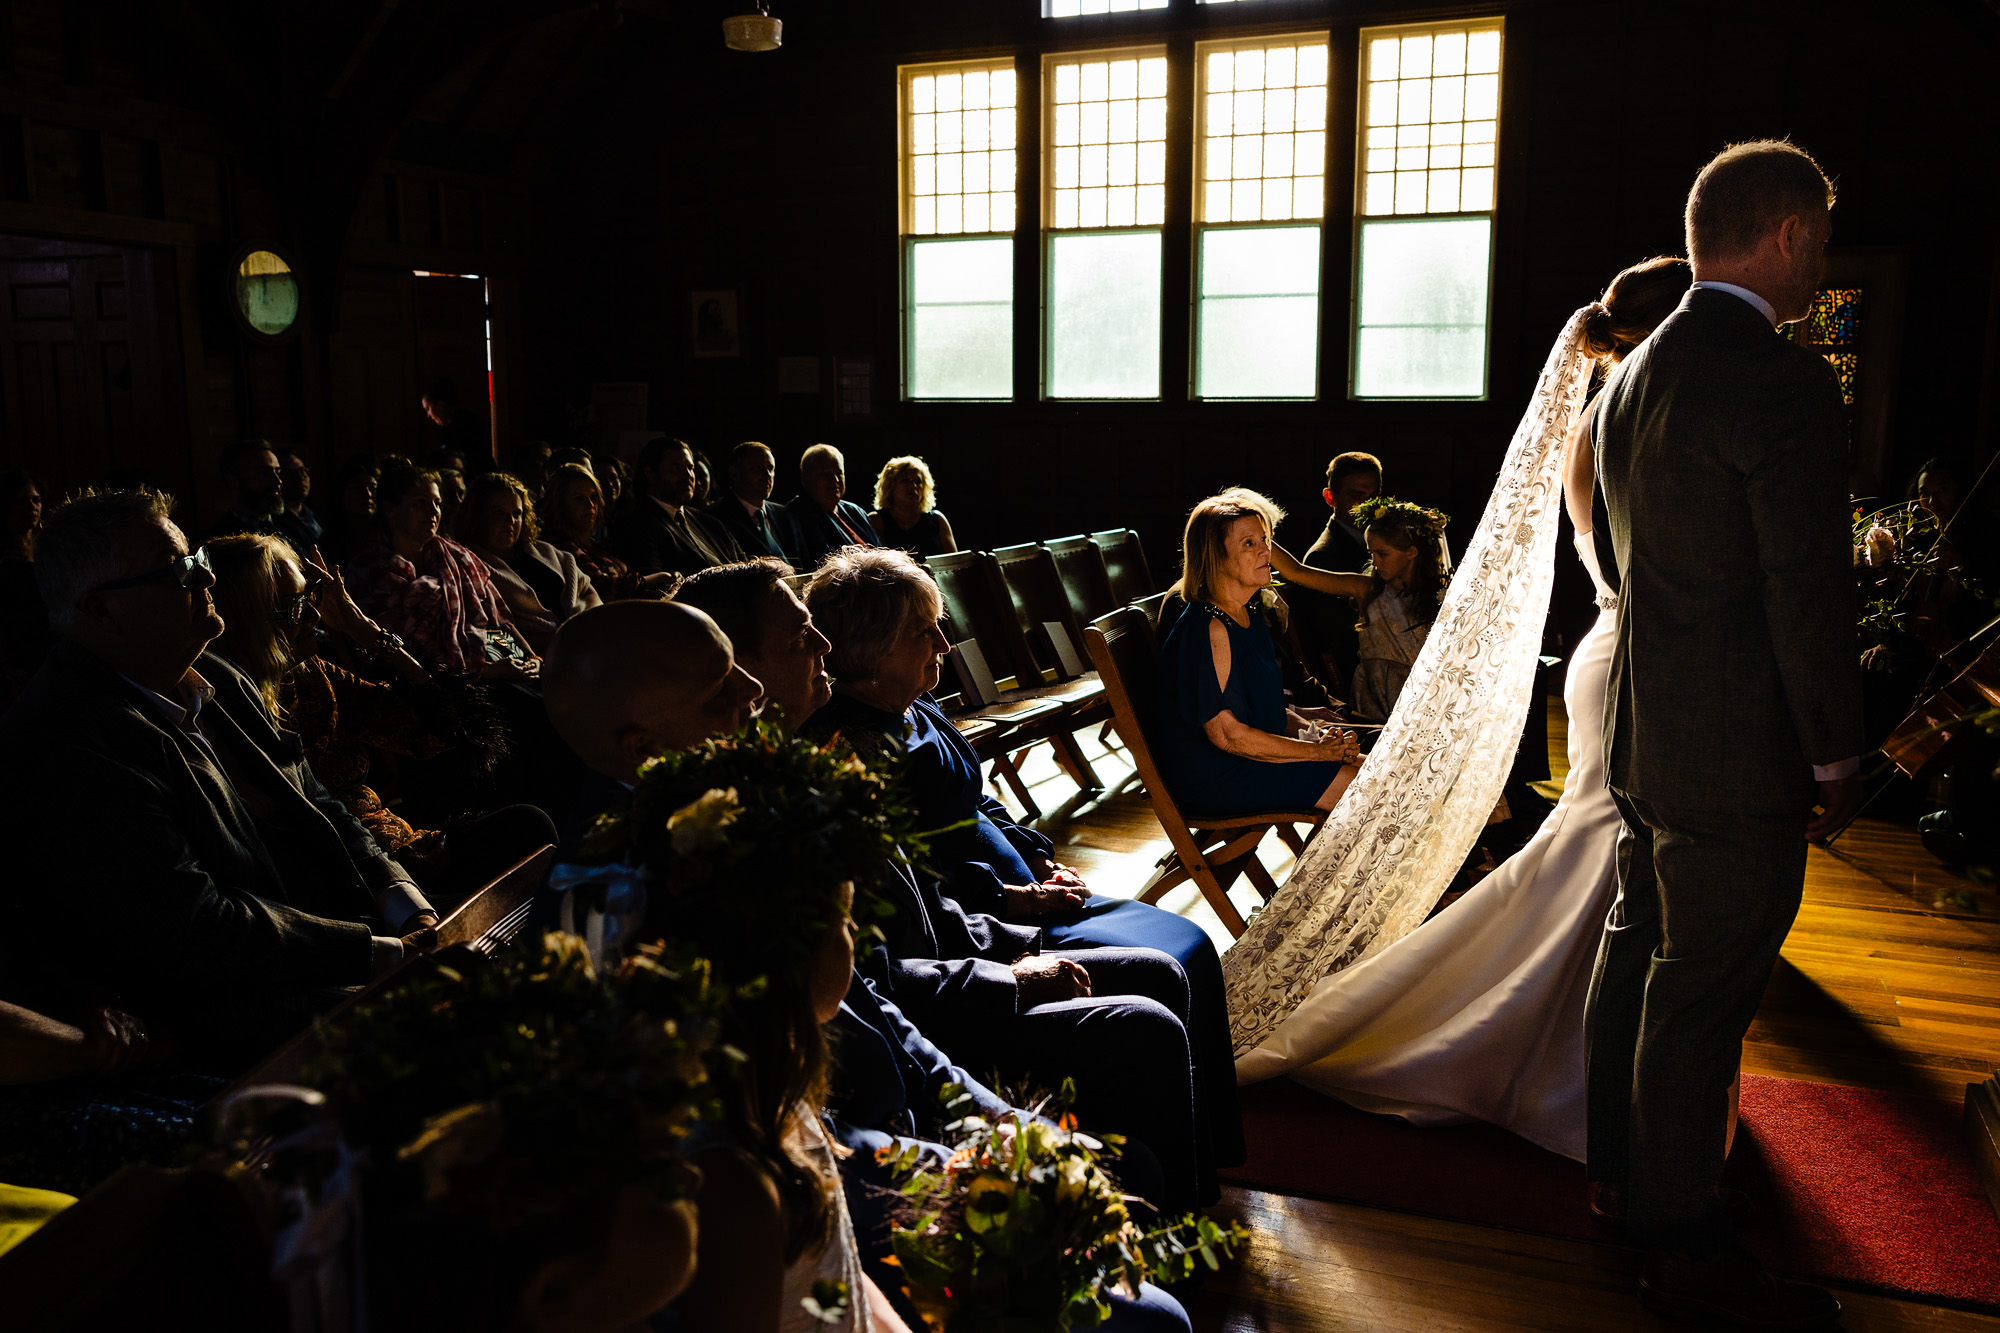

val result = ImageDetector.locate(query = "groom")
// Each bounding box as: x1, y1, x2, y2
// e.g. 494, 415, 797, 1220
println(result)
1585, 140, 1863, 1328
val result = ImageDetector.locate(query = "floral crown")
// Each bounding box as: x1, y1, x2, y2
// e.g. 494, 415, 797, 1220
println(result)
308, 934, 736, 1233
578, 718, 911, 983
1352, 495, 1450, 546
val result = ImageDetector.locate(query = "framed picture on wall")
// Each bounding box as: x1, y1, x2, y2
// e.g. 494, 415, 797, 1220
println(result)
690, 289, 742, 359
835, 355, 876, 423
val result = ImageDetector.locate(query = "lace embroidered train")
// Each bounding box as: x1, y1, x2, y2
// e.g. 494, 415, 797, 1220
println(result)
1223, 308, 1599, 1054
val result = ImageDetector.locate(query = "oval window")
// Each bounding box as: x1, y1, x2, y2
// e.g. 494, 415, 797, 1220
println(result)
235, 249, 299, 337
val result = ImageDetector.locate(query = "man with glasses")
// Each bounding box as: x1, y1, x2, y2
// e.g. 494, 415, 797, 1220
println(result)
0, 488, 435, 1066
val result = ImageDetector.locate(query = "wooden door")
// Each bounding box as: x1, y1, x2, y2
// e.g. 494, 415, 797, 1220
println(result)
0, 239, 188, 501
412, 272, 494, 464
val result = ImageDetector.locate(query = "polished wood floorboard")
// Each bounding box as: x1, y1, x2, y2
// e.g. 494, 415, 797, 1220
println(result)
993, 702, 2000, 1332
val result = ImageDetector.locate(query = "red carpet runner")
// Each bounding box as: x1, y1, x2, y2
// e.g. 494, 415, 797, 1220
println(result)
1219, 1073, 2000, 1309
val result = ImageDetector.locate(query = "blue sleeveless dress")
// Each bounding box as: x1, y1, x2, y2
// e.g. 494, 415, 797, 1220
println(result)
1156, 598, 1342, 815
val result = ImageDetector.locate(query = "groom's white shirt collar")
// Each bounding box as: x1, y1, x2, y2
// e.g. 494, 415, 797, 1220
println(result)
1690, 280, 1777, 328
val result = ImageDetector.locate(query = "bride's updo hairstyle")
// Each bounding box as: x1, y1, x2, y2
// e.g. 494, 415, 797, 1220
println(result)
1578, 256, 1692, 362
1176, 486, 1285, 608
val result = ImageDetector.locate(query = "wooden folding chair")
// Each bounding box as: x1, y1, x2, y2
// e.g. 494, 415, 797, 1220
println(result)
1046, 534, 1119, 629
1085, 607, 1323, 938
1090, 527, 1159, 605
924, 551, 1080, 814
990, 542, 1111, 787
209, 845, 555, 1100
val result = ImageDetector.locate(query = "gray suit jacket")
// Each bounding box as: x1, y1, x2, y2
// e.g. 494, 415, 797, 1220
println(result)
1594, 288, 1862, 816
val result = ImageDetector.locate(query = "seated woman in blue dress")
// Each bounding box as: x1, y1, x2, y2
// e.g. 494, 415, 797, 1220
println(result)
1157, 488, 1362, 817
797, 548, 1244, 1197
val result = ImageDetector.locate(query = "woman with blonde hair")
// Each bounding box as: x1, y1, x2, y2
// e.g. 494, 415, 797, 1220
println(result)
206, 532, 553, 901
866, 455, 957, 556
1155, 488, 1361, 819
454, 470, 601, 654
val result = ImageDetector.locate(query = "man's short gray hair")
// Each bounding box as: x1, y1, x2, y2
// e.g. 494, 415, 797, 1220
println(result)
804, 547, 940, 683
37, 488, 178, 629
800, 443, 844, 475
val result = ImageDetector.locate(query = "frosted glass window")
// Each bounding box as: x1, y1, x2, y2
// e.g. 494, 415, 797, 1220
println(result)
1359, 21, 1502, 217
908, 238, 1013, 399
1197, 36, 1330, 223
1048, 231, 1161, 399
1048, 0, 1167, 14
1046, 52, 1169, 230
905, 60, 1018, 236
1196, 226, 1320, 398
1353, 217, 1490, 397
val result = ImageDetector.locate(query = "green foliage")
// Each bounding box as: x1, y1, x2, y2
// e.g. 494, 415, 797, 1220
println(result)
577, 718, 916, 977
1352, 495, 1449, 546
880, 1082, 1252, 1331
305, 934, 737, 1221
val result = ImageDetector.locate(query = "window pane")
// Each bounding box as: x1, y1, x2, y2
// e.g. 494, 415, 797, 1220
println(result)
906, 60, 1017, 237
1048, 51, 1169, 231
1197, 225, 1321, 398
1359, 20, 1502, 218
1354, 217, 1489, 397
1048, 231, 1160, 399
909, 238, 1013, 399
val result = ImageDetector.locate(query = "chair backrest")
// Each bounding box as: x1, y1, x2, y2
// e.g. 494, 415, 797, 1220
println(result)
1046, 534, 1117, 627
1132, 589, 1172, 627
1084, 607, 1185, 824
923, 550, 1042, 687
1090, 527, 1158, 605
991, 542, 1090, 680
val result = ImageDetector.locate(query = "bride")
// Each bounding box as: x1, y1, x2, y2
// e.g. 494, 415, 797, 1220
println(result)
1220, 256, 1692, 1160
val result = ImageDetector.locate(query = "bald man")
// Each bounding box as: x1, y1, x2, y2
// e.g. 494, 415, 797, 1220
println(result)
543, 600, 764, 854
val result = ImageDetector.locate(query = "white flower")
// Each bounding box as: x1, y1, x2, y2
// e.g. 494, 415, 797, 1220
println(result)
668, 788, 741, 856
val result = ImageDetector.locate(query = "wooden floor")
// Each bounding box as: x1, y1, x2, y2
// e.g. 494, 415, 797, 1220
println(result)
996, 701, 2000, 1332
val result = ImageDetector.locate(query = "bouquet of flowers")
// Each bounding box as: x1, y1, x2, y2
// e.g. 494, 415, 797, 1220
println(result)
576, 718, 910, 966
879, 1083, 1251, 1331
309, 933, 738, 1210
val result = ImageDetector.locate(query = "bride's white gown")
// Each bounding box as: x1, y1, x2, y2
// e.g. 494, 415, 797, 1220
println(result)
1233, 533, 1622, 1162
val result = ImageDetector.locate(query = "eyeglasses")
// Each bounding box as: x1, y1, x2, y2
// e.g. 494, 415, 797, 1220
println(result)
271, 574, 327, 625
89, 545, 211, 594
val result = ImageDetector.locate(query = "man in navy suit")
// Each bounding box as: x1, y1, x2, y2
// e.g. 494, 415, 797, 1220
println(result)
785, 443, 876, 570
706, 441, 800, 562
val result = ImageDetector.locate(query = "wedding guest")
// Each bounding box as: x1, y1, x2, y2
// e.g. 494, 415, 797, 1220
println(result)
511, 438, 554, 497
435, 462, 468, 535
455, 471, 601, 654
1156, 489, 1360, 819
684, 559, 1211, 1216
537, 463, 676, 601
0, 471, 48, 693
202, 441, 291, 548
206, 533, 553, 905
691, 450, 713, 508
786, 443, 877, 570
571, 742, 916, 1333
420, 378, 488, 468
1270, 496, 1454, 724
1290, 450, 1382, 692
542, 599, 765, 849
345, 461, 539, 679
709, 441, 802, 561
0, 489, 433, 1065
275, 448, 323, 555
322, 457, 380, 563
610, 437, 745, 578
309, 938, 714, 1333
596, 454, 629, 508
798, 548, 1244, 1202
866, 455, 957, 557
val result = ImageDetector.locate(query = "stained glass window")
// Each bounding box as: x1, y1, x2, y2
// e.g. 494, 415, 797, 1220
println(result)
1784, 287, 1862, 407
1353, 18, 1502, 399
